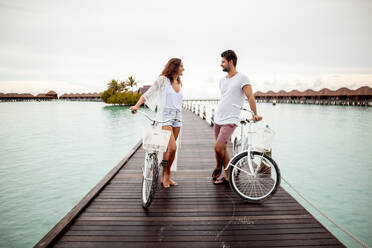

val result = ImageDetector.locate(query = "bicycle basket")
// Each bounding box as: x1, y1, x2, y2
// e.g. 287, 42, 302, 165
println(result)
142, 127, 171, 152
254, 126, 275, 152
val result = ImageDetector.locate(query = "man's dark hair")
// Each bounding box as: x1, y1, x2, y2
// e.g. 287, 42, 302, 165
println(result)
221, 50, 237, 67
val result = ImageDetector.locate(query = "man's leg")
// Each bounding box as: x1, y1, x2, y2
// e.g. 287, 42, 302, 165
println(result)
214, 141, 226, 166
214, 124, 236, 184
214, 141, 227, 182
212, 124, 224, 180
222, 146, 231, 180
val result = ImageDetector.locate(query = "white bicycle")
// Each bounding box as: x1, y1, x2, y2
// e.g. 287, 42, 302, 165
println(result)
131, 109, 181, 209
227, 104, 281, 203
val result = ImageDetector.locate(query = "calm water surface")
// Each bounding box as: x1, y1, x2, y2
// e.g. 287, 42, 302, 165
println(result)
0, 101, 371, 247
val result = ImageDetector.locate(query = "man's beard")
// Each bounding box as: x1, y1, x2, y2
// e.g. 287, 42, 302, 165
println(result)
223, 67, 229, 72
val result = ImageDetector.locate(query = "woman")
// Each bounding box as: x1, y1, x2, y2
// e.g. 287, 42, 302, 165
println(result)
130, 58, 184, 188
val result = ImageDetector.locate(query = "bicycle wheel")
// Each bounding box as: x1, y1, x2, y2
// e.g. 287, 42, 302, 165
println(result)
229, 151, 280, 203
141, 152, 159, 209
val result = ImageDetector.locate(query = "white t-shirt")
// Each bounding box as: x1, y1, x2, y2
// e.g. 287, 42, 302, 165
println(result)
164, 80, 183, 110
214, 72, 251, 125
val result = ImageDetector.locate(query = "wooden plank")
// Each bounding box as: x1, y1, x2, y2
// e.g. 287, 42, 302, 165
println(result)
53, 240, 343, 248
68, 223, 323, 231
71, 218, 320, 227
64, 228, 327, 236
77, 215, 314, 221
58, 233, 334, 241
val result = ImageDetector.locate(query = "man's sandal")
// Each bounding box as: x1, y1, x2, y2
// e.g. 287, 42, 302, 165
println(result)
212, 167, 222, 181
213, 177, 230, 185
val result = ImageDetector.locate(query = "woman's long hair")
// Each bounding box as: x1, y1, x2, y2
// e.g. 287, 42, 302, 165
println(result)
161, 58, 182, 85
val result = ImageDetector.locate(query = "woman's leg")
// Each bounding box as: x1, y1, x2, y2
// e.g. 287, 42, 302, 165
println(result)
168, 127, 180, 186
162, 126, 177, 188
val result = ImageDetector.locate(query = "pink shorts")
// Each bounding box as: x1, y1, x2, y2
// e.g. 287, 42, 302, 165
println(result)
214, 123, 237, 144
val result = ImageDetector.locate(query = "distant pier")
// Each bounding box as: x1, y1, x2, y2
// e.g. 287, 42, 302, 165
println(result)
254, 86, 372, 107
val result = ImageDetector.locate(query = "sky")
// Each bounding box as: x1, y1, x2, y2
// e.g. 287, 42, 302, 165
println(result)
0, 0, 371, 98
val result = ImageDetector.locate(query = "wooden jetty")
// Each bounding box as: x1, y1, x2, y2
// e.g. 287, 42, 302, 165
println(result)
35, 108, 344, 248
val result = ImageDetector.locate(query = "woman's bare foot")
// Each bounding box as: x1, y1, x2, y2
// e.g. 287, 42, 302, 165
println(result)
163, 172, 170, 188
169, 179, 178, 186
161, 169, 165, 185
163, 180, 170, 188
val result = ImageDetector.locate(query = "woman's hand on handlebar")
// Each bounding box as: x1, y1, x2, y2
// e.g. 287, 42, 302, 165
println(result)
254, 115, 263, 122
129, 105, 138, 113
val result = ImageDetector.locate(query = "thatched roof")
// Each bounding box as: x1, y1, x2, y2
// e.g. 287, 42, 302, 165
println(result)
255, 86, 372, 97
355, 86, 372, 96
36, 93, 50, 98
254, 91, 265, 97
46, 90, 57, 95
277, 90, 289, 97
288, 90, 303, 96
303, 89, 317, 96
59, 92, 102, 98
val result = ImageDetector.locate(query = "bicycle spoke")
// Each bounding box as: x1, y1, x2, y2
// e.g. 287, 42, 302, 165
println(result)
230, 152, 280, 202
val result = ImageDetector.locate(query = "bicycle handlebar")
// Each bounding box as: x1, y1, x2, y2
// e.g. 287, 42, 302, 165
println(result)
131, 110, 183, 124
232, 104, 255, 115
232, 104, 262, 124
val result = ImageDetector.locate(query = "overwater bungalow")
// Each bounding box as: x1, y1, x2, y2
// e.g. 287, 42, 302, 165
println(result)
0, 91, 58, 101
254, 86, 372, 106
138, 85, 151, 94
59, 92, 102, 101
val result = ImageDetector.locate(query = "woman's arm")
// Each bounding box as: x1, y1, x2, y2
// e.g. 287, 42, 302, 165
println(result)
130, 96, 145, 111
130, 76, 162, 112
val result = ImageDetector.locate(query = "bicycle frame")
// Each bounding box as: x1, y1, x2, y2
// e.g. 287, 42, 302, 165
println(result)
227, 120, 259, 177
225, 105, 264, 177
132, 109, 182, 154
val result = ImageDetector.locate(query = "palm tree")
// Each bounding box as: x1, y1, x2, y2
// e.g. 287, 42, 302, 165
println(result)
108, 79, 120, 93
126, 76, 138, 92
119, 81, 128, 92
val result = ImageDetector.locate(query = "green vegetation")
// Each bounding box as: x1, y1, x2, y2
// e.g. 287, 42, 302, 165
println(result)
101, 76, 141, 105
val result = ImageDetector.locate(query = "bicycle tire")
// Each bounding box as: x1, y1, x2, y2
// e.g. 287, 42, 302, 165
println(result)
141, 153, 159, 209
229, 151, 281, 203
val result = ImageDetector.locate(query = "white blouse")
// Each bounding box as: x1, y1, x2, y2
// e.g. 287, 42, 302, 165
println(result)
165, 80, 183, 110
142, 75, 182, 171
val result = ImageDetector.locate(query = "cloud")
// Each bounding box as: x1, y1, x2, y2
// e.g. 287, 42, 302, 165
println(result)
312, 79, 324, 90
1, 0, 372, 97
0, 80, 97, 95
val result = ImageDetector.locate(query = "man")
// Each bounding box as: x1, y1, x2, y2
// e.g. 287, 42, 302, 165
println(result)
212, 50, 262, 185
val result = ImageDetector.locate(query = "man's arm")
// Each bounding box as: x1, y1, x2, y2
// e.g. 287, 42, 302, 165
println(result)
242, 85, 257, 115
242, 85, 262, 121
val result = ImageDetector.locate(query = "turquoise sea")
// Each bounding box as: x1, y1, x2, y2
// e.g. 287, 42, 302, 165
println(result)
0, 101, 371, 247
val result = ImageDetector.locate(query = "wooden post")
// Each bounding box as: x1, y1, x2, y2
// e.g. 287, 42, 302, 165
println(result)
211, 108, 215, 126
202, 105, 206, 120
